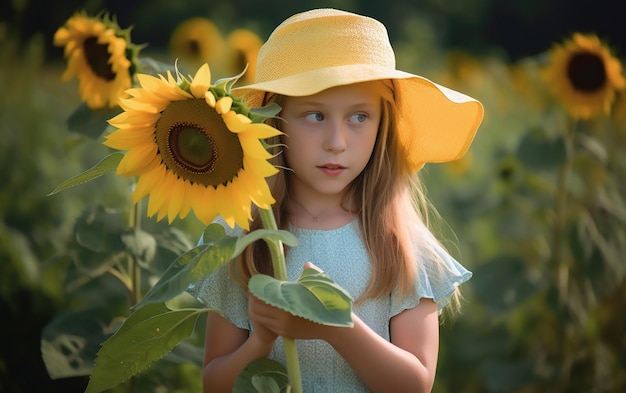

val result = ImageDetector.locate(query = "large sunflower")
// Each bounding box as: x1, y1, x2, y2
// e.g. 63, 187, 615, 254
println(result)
103, 64, 281, 229
543, 33, 625, 119
53, 11, 140, 109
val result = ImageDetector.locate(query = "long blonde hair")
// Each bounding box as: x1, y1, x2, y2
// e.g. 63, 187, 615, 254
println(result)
233, 80, 461, 310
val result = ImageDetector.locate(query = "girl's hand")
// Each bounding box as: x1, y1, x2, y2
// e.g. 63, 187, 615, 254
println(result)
248, 295, 279, 345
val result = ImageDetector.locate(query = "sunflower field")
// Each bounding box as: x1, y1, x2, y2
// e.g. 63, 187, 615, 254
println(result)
1, 0, 624, 392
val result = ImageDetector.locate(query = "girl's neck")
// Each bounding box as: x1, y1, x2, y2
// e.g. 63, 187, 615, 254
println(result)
287, 195, 355, 230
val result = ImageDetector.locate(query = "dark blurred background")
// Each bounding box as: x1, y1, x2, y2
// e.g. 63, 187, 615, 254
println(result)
1, 0, 623, 61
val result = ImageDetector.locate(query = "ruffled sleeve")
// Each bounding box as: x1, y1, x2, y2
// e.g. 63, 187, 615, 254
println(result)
186, 219, 251, 330
390, 246, 472, 316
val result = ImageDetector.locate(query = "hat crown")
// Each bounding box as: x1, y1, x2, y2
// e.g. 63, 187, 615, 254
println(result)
255, 9, 396, 83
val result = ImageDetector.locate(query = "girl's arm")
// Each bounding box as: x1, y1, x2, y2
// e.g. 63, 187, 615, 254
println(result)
330, 299, 439, 393
249, 296, 440, 393
202, 312, 277, 393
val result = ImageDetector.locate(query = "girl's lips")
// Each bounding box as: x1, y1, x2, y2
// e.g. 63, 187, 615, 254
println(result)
317, 164, 346, 177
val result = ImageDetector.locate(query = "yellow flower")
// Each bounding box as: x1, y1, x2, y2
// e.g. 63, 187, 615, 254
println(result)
542, 33, 625, 119
611, 90, 626, 123
225, 29, 263, 85
103, 64, 281, 229
444, 152, 473, 178
169, 17, 224, 72
53, 11, 139, 109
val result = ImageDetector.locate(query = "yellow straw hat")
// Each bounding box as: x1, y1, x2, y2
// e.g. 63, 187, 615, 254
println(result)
233, 8, 484, 172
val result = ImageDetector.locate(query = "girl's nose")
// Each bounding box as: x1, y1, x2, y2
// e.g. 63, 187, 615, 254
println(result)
323, 122, 347, 153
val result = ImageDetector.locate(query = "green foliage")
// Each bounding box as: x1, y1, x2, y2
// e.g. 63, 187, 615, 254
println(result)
136, 224, 297, 308
41, 305, 118, 379
234, 359, 289, 393
48, 153, 124, 196
38, 203, 201, 384
248, 268, 354, 327
427, 56, 626, 392
75, 214, 344, 392
85, 303, 205, 393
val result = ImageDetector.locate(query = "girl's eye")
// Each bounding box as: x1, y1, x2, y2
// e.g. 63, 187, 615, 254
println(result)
351, 113, 367, 123
305, 112, 324, 122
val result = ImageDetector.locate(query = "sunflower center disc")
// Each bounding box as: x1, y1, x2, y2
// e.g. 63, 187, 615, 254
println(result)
156, 99, 244, 187
188, 40, 201, 56
83, 36, 116, 81
169, 125, 215, 171
568, 52, 607, 92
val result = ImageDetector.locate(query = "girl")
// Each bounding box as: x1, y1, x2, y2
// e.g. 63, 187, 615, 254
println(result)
189, 8, 484, 393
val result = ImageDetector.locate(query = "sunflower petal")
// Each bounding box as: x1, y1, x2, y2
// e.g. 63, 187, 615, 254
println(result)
133, 164, 166, 203
116, 143, 159, 175
167, 178, 186, 223
178, 180, 193, 219
103, 127, 155, 150
239, 136, 273, 159
244, 155, 279, 178
215, 97, 233, 115
236, 169, 275, 209
190, 184, 219, 225
190, 63, 211, 98
147, 171, 176, 219
204, 91, 216, 107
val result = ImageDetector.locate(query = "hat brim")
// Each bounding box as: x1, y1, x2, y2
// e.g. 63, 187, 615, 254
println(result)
233, 64, 484, 172
233, 64, 414, 105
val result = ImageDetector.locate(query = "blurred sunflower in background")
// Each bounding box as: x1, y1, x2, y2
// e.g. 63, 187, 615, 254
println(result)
169, 17, 224, 74
103, 64, 281, 229
542, 33, 625, 120
444, 152, 473, 178
225, 29, 263, 85
53, 11, 142, 109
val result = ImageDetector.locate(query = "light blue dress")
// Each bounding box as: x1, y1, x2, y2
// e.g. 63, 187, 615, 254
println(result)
188, 219, 471, 392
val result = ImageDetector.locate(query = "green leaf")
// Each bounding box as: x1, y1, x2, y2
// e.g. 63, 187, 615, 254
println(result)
248, 103, 282, 122
74, 205, 127, 253
150, 227, 195, 275
122, 229, 157, 269
233, 358, 289, 393
70, 206, 128, 280
48, 152, 123, 195
471, 256, 543, 315
232, 228, 299, 257
41, 306, 116, 379
248, 268, 353, 327
517, 127, 567, 171
136, 224, 236, 308
200, 223, 298, 253
135, 232, 238, 307
67, 102, 121, 139
201, 222, 228, 243
85, 303, 207, 393
72, 246, 127, 280
136, 224, 298, 308
252, 376, 281, 393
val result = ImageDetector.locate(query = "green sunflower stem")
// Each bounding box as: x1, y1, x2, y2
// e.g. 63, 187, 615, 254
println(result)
259, 207, 303, 393
553, 120, 575, 307
129, 198, 142, 307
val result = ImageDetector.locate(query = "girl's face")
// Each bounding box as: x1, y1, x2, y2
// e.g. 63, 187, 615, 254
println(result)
280, 82, 382, 202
